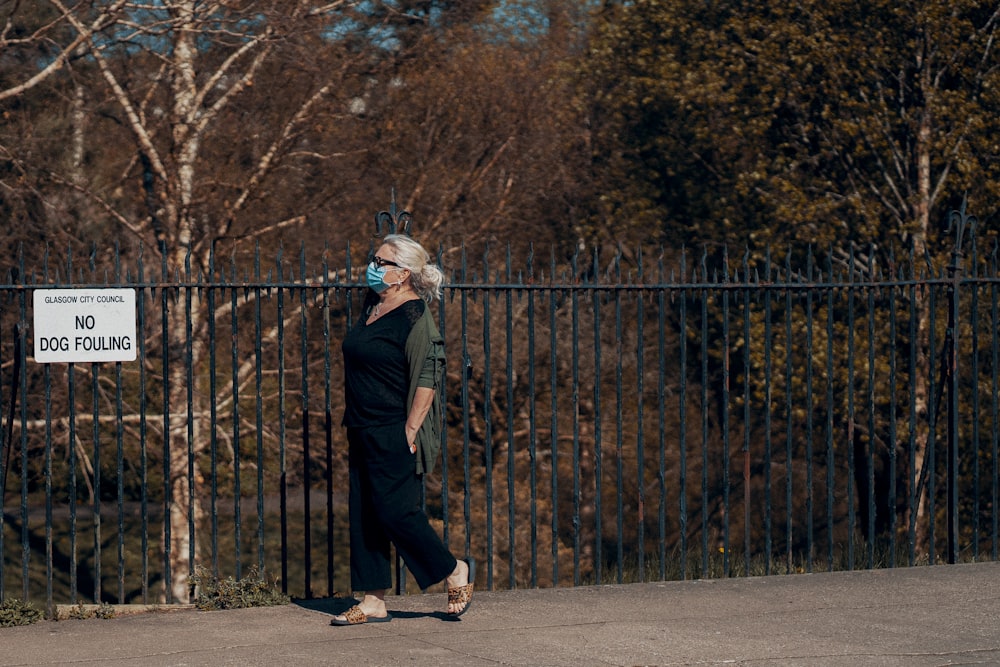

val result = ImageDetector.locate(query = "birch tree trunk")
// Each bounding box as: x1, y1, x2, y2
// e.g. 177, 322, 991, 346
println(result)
907, 59, 937, 557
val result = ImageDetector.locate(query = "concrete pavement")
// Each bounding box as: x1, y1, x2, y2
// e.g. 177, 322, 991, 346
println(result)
3, 561, 999, 666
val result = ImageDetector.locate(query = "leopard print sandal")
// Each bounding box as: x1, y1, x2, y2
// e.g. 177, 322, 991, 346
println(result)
330, 604, 392, 626
447, 557, 476, 617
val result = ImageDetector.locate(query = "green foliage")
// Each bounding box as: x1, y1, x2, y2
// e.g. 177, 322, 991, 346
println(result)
0, 598, 43, 627
66, 602, 117, 620
66, 604, 89, 620
191, 566, 290, 611
95, 603, 117, 620
577, 0, 1000, 258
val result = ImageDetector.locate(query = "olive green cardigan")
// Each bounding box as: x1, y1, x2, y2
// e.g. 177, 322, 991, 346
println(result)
404, 304, 446, 475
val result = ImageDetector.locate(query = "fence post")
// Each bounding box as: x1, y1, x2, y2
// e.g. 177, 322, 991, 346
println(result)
945, 196, 976, 564
374, 189, 412, 238
373, 190, 413, 595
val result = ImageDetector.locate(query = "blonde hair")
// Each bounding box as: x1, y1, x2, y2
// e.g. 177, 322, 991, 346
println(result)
383, 234, 444, 302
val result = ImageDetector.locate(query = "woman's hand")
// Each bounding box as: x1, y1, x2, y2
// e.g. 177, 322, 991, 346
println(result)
405, 423, 418, 454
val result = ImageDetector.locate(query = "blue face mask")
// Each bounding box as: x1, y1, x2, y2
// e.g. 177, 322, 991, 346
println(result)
365, 262, 390, 293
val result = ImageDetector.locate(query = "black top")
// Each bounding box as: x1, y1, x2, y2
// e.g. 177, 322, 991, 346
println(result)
341, 299, 426, 428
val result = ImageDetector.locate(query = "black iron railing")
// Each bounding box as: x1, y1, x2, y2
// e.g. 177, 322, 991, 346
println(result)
1, 231, 999, 610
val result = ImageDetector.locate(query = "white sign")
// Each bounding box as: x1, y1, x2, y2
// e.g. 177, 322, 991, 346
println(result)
33, 288, 137, 363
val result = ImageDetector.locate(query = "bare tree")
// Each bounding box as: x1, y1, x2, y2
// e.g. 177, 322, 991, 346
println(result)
0, 0, 391, 602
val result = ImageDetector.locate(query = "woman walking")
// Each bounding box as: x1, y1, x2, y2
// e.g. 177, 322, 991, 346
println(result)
330, 234, 473, 625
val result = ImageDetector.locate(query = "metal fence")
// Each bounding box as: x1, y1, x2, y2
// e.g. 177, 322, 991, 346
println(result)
2, 219, 999, 610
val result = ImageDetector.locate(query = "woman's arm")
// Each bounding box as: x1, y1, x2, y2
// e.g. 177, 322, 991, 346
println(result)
405, 386, 435, 452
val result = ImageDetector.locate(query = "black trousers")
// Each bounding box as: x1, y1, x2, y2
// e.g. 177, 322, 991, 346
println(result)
347, 422, 457, 592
